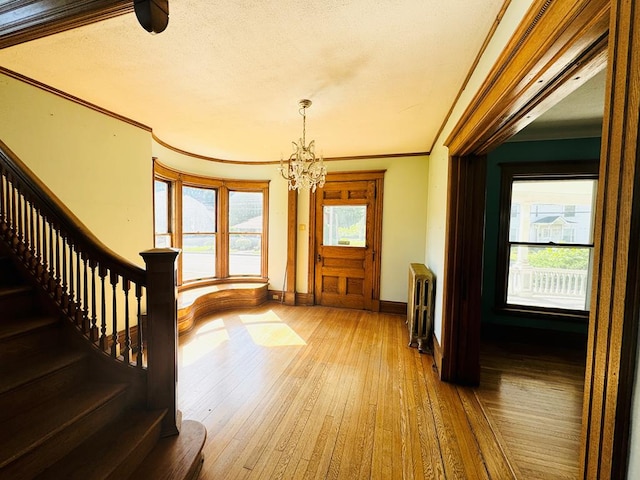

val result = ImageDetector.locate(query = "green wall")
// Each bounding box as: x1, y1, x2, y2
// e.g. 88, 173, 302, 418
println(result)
482, 137, 601, 333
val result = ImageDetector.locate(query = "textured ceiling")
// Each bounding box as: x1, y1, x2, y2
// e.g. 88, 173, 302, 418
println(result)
512, 69, 606, 142
0, 0, 507, 161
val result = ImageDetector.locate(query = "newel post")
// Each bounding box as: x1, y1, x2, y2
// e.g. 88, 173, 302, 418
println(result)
140, 247, 180, 436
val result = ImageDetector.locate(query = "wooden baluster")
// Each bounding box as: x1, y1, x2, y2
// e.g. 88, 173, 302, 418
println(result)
122, 279, 131, 364
30, 203, 39, 274
10, 177, 17, 243
90, 259, 99, 341
16, 189, 23, 249
99, 265, 109, 351
61, 235, 68, 309
0, 170, 4, 225
75, 248, 82, 326
80, 254, 89, 333
68, 240, 75, 316
23, 195, 31, 265
48, 221, 56, 296
40, 216, 48, 286
54, 227, 59, 288
141, 248, 180, 436
136, 283, 144, 368
110, 271, 119, 358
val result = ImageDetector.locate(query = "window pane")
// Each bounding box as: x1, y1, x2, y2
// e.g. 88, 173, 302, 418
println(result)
323, 205, 367, 247
155, 234, 171, 248
229, 191, 263, 233
154, 180, 169, 234
182, 234, 215, 281
229, 234, 261, 275
183, 186, 216, 233
506, 245, 591, 310
509, 179, 596, 244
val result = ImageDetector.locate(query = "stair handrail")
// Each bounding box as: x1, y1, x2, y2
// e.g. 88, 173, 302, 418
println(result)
0, 139, 145, 282
0, 138, 180, 435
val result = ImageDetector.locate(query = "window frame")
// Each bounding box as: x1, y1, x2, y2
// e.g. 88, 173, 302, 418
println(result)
154, 162, 269, 287
495, 160, 599, 322
153, 178, 173, 248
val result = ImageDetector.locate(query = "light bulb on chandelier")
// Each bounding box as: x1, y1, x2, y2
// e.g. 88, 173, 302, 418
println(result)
279, 99, 327, 192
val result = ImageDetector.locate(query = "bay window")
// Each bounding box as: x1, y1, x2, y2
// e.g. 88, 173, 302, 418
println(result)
154, 163, 268, 285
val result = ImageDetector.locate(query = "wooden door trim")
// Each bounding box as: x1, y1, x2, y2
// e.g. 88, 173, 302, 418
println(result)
580, 1, 640, 477
309, 171, 384, 311
442, 0, 640, 477
0, 0, 133, 49
283, 189, 297, 305
441, 155, 486, 385
446, 0, 610, 157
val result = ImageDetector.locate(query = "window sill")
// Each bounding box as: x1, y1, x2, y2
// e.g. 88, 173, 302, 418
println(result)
495, 305, 589, 323
180, 276, 269, 292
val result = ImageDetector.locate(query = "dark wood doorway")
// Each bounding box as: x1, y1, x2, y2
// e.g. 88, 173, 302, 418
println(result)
310, 171, 384, 311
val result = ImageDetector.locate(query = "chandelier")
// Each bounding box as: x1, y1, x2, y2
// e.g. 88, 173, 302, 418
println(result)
279, 99, 327, 192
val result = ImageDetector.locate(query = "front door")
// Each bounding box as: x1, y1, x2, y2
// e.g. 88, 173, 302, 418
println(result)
313, 172, 383, 310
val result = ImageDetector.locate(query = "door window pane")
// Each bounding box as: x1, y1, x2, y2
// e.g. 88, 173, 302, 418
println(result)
323, 205, 367, 247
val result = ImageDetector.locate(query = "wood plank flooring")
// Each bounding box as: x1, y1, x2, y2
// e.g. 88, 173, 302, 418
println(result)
177, 304, 583, 479
475, 328, 586, 480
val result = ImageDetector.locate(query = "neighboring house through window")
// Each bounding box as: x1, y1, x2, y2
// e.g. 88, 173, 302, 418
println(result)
496, 161, 598, 319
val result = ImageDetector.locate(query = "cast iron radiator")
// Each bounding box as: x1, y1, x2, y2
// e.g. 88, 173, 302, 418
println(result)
407, 263, 435, 353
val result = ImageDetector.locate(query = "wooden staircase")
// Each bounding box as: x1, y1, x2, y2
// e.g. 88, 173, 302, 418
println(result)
0, 253, 205, 479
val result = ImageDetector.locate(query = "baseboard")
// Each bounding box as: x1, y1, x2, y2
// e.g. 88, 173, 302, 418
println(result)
267, 290, 315, 306
380, 301, 407, 315
295, 292, 314, 305
433, 333, 443, 376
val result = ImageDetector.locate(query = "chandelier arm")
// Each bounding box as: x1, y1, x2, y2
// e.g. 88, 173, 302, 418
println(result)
279, 99, 326, 191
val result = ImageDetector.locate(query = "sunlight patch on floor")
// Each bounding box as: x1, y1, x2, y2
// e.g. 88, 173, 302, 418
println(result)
179, 318, 229, 366
240, 310, 307, 347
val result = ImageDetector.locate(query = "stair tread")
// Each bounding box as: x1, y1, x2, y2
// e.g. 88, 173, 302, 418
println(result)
0, 315, 58, 342
0, 382, 129, 468
0, 284, 31, 297
35, 409, 166, 480
132, 420, 207, 480
0, 346, 86, 396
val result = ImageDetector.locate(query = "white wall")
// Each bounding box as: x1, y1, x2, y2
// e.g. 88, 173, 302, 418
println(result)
153, 142, 428, 302
425, 0, 535, 341
0, 72, 154, 266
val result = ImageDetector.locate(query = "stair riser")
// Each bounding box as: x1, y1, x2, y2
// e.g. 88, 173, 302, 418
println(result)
0, 360, 89, 423
0, 325, 62, 351
0, 290, 38, 319
0, 258, 21, 287
105, 419, 162, 480
0, 389, 128, 479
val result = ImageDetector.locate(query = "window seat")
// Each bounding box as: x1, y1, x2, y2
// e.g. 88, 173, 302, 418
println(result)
177, 282, 269, 334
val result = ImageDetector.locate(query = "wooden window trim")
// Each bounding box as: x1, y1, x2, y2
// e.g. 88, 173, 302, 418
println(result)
153, 161, 269, 287
495, 160, 599, 322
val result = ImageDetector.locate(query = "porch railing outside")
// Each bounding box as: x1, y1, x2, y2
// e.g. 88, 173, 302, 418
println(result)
508, 264, 589, 310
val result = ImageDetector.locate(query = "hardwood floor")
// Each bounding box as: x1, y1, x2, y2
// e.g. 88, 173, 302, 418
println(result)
475, 328, 586, 480
177, 304, 583, 479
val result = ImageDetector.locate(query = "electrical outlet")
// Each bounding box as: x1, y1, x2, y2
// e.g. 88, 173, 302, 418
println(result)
273, 294, 279, 300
